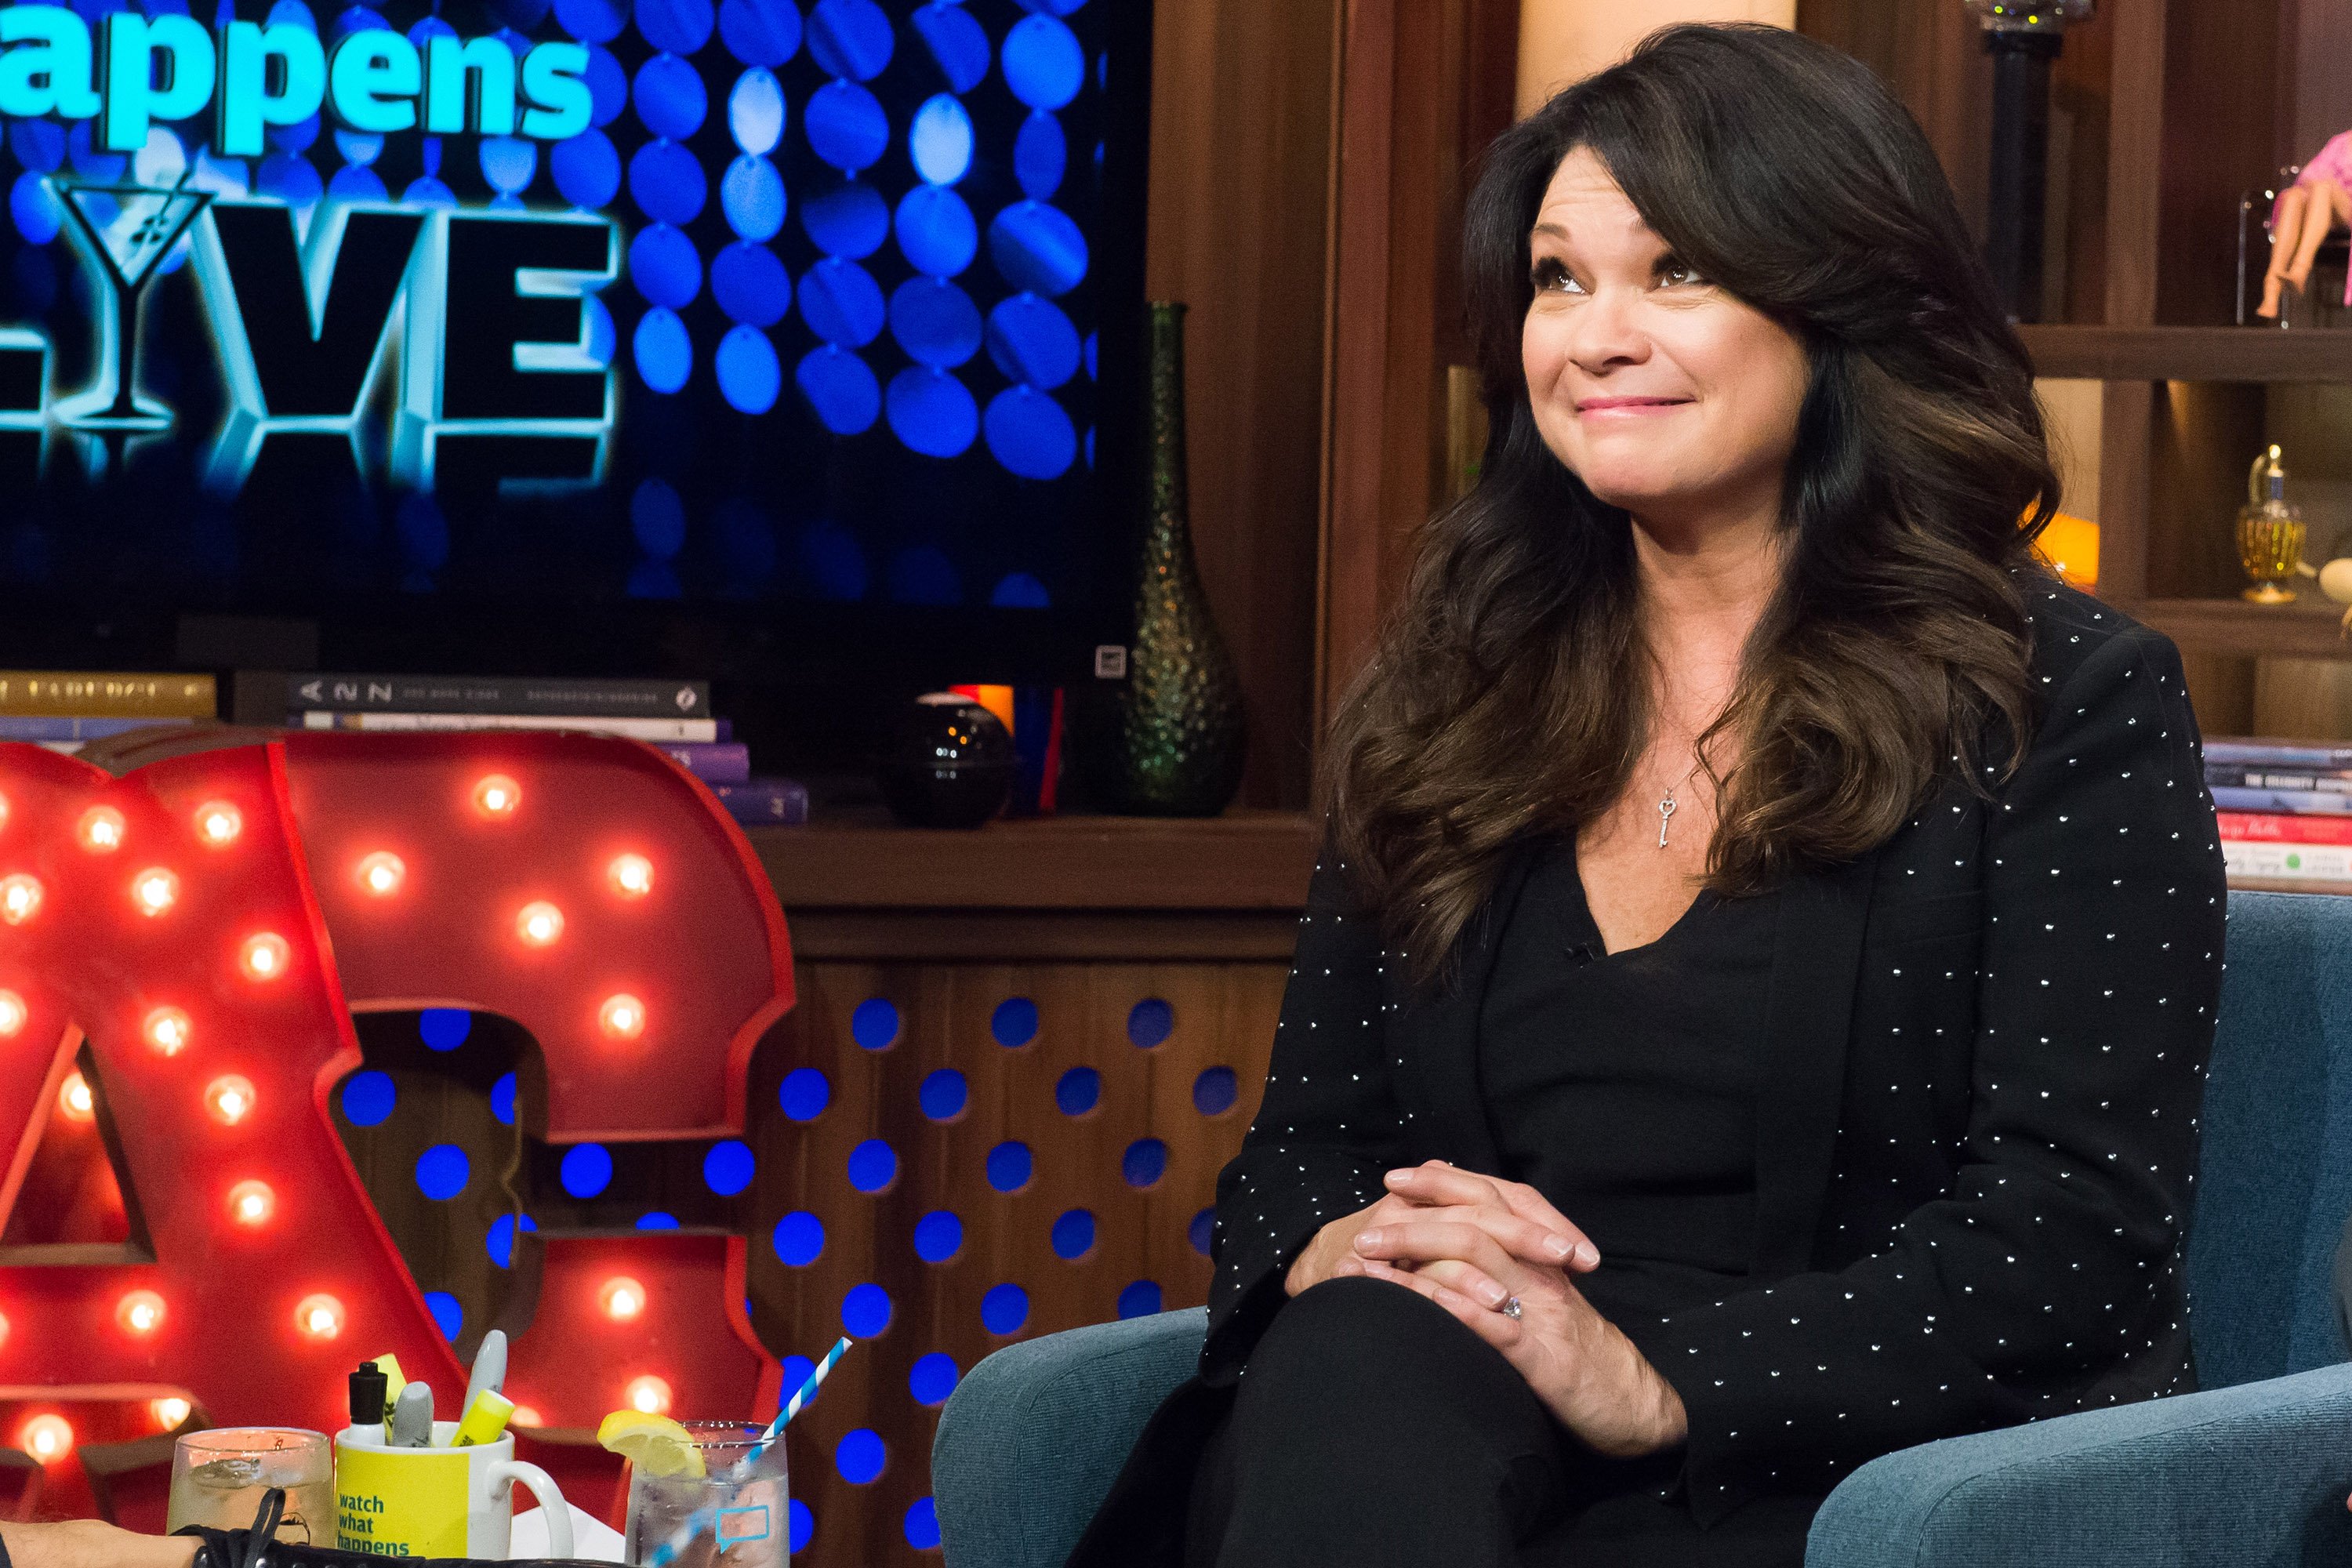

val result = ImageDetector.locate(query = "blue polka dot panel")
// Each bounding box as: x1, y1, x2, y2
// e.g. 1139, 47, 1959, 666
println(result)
704, 1138, 757, 1195
561, 1142, 617, 1197
423, 1290, 467, 1341
725, 964, 1287, 1558
323, 956, 1287, 1568
851, 996, 902, 1050
416, 1144, 474, 1200
329, 1010, 540, 1406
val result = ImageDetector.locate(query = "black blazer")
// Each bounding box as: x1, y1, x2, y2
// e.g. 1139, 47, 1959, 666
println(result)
1069, 579, 2227, 1563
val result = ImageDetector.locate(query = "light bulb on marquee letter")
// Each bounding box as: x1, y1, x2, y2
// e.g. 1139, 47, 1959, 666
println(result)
131, 866, 180, 916
599, 1276, 646, 1320
151, 1397, 191, 1430
117, 1290, 165, 1335
20, 1415, 71, 1462
598, 993, 645, 1040
355, 851, 405, 897
194, 801, 242, 847
1, 873, 42, 925
474, 775, 521, 819
77, 807, 125, 852
205, 1074, 256, 1125
0, 724, 801, 1450
227, 1179, 275, 1227
144, 1006, 192, 1056
239, 932, 290, 981
294, 1294, 345, 1340
608, 853, 654, 898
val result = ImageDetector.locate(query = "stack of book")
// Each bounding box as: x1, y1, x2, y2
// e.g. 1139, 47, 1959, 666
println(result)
2209, 737, 2352, 884
289, 673, 807, 826
0, 670, 213, 752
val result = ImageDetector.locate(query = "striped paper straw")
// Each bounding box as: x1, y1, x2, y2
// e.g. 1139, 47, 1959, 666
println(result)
771, 1335, 852, 1438
642, 1338, 855, 1568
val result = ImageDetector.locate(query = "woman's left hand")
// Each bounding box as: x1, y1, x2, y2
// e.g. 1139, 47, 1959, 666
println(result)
1331, 1163, 1688, 1458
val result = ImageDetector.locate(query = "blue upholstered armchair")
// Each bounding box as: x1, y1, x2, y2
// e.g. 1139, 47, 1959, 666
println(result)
933, 890, 2352, 1566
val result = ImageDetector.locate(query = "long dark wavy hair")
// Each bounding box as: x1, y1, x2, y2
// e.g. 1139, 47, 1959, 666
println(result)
1326, 23, 2058, 987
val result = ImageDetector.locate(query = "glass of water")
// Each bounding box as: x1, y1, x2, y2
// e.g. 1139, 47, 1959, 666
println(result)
165, 1428, 334, 1546
623, 1421, 789, 1568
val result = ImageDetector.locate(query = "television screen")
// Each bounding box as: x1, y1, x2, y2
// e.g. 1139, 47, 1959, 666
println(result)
0, 0, 1149, 687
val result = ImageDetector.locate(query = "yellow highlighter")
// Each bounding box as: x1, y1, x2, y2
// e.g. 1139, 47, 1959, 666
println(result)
370, 1353, 408, 1444
451, 1390, 515, 1449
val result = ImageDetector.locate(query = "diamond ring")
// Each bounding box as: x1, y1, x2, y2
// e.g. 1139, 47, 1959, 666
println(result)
1501, 1295, 1523, 1319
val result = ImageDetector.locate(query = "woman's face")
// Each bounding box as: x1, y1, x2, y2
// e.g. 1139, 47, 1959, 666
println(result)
1520, 147, 1810, 529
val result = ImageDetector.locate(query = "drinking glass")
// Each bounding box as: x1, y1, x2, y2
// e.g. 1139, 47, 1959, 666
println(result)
165, 1428, 334, 1546
623, 1421, 789, 1567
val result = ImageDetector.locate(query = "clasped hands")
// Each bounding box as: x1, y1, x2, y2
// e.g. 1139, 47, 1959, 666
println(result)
1283, 1160, 1687, 1458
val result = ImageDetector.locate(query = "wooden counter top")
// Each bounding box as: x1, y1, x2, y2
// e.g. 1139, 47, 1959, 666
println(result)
746, 808, 1319, 912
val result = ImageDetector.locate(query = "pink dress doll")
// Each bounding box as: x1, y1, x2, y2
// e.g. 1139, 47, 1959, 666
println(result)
2260, 130, 2352, 318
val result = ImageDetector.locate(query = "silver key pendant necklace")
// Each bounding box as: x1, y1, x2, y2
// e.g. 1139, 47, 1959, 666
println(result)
1656, 754, 1704, 849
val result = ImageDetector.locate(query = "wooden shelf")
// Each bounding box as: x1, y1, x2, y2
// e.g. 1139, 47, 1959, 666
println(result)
2126, 596, 2352, 659
2229, 874, 2352, 897
746, 808, 1317, 911
2017, 325, 2352, 383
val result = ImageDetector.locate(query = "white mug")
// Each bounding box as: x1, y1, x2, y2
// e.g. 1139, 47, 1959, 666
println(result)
334, 1421, 573, 1559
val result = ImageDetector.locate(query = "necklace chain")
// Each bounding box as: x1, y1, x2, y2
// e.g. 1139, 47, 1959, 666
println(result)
1656, 752, 1704, 850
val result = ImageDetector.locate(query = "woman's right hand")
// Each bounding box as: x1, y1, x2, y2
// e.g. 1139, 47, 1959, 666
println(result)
1283, 1161, 1600, 1297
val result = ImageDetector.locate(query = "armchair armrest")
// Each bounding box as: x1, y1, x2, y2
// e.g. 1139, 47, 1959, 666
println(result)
1807, 1363, 2352, 1567
934, 1307, 1207, 1568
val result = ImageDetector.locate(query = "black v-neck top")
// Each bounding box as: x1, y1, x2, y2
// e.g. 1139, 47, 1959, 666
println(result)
1477, 836, 1781, 1321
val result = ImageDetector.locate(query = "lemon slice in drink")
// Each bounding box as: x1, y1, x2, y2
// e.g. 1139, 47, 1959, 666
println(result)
597, 1411, 706, 1479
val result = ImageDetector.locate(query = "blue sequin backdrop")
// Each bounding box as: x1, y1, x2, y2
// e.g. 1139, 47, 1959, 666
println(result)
0, 0, 1141, 680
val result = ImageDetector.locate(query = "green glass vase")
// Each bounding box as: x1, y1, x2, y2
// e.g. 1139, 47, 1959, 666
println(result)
1081, 301, 1247, 816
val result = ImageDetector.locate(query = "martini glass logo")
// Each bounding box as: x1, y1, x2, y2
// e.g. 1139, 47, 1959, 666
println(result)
53, 172, 213, 429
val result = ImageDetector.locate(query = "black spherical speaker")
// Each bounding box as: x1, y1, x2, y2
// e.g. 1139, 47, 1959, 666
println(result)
878, 693, 1018, 828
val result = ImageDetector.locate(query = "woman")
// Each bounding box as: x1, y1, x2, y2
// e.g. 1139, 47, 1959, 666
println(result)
1069, 21, 2225, 1568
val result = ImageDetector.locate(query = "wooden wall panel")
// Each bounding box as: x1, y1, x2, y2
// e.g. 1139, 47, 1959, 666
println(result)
1316, 0, 1522, 734
1797, 0, 1992, 245
2085, 0, 2166, 602
2179, 650, 2257, 736
2148, 379, 2268, 599
1518, 0, 1795, 118
1145, 0, 1340, 810
1318, 0, 1400, 735
2285, 0, 2352, 170
2104, 0, 2166, 328
2157, 0, 2283, 325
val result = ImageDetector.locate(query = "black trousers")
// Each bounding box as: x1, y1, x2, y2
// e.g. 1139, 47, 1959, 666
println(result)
1182, 1276, 1820, 1568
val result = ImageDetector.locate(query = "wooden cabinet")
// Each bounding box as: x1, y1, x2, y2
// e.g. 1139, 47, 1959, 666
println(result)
728, 814, 1312, 1566
1803, 1, 2352, 895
